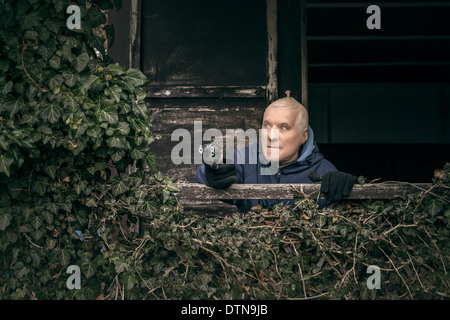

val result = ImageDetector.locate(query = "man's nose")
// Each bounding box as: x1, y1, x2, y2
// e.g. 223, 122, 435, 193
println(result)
268, 129, 279, 141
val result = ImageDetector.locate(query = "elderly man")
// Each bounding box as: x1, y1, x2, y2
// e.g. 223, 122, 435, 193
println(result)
194, 92, 357, 212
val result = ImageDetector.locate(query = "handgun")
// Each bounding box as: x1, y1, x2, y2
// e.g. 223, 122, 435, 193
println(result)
199, 142, 222, 170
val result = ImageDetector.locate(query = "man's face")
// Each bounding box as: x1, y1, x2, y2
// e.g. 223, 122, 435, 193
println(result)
262, 107, 308, 166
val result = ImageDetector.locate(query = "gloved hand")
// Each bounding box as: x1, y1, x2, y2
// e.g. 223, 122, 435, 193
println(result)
308, 171, 357, 201
204, 163, 237, 189
320, 171, 357, 201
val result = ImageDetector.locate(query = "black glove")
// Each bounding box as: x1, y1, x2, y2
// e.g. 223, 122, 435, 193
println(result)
308, 171, 357, 201
204, 163, 237, 189
320, 171, 357, 201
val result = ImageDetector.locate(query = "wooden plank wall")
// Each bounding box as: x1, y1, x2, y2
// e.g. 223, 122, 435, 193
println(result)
148, 98, 267, 182
148, 98, 268, 215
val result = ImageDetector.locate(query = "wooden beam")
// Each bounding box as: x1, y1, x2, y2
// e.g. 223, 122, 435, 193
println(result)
300, 0, 308, 109
145, 85, 267, 98
176, 182, 432, 201
129, 0, 141, 69
266, 0, 278, 103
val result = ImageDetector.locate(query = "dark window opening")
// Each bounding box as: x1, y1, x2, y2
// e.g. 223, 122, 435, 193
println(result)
306, 0, 450, 181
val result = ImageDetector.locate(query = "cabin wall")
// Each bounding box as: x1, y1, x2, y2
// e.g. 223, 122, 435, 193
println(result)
107, 1, 450, 184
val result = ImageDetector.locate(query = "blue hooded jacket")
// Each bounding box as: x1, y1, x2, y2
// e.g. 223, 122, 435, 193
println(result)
194, 126, 337, 212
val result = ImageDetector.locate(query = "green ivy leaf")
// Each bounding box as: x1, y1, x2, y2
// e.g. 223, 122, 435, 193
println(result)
62, 71, 77, 87
111, 177, 129, 196
42, 211, 54, 225
55, 248, 73, 267
31, 215, 43, 230
5, 177, 28, 199
444, 209, 450, 225
48, 74, 64, 90
0, 136, 8, 151
124, 68, 148, 87
24, 30, 39, 41
130, 146, 146, 160
39, 27, 51, 43
49, 55, 61, 69
427, 199, 443, 216
166, 182, 180, 192
140, 199, 158, 216
81, 260, 96, 279
134, 101, 148, 116
20, 11, 41, 30
3, 99, 23, 118
37, 45, 52, 61
44, 165, 57, 180
107, 63, 125, 76
143, 152, 157, 171
0, 152, 14, 177
110, 149, 125, 162
97, 104, 119, 124
87, 161, 107, 175
105, 85, 122, 103
74, 180, 88, 195
46, 202, 59, 214
44, 19, 60, 34
0, 209, 12, 231
134, 87, 147, 101
31, 176, 48, 196
85, 197, 97, 207
1, 81, 13, 95
134, 188, 148, 199
61, 42, 73, 60
72, 52, 90, 73
54, 0, 65, 13
87, 6, 107, 26
20, 113, 39, 126
107, 136, 128, 149
13, 262, 29, 279
76, 287, 96, 301
40, 104, 61, 123
116, 122, 130, 135
112, 256, 129, 273
80, 75, 101, 93
121, 271, 138, 290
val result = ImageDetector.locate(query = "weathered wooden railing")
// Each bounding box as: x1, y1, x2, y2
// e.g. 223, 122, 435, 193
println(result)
175, 182, 433, 215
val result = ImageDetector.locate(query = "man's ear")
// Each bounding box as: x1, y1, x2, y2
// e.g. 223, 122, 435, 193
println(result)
303, 127, 308, 141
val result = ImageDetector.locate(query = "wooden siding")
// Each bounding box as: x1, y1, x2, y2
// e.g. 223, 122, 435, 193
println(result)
148, 98, 267, 182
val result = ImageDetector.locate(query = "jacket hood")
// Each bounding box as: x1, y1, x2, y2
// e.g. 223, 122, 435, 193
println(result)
297, 126, 316, 163
257, 126, 324, 171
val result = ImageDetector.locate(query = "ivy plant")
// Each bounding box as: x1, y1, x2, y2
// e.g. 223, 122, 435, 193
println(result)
0, 0, 162, 299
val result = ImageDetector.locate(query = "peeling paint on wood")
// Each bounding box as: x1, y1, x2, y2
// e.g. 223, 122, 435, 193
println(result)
146, 85, 267, 98
175, 182, 433, 200
266, 0, 278, 103
130, 0, 141, 69
147, 100, 267, 181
